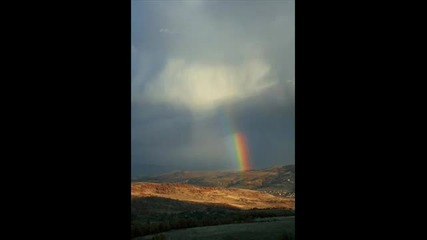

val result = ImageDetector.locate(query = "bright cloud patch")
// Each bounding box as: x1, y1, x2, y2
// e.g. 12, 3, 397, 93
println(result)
144, 58, 277, 111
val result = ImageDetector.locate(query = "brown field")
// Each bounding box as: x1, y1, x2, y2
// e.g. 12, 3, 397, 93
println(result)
131, 182, 294, 210
133, 165, 295, 193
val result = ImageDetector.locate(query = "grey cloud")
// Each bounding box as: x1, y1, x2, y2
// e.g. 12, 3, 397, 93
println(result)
131, 0, 294, 176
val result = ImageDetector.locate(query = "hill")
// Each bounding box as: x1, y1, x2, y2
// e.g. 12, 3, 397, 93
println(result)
133, 165, 295, 195
131, 182, 294, 210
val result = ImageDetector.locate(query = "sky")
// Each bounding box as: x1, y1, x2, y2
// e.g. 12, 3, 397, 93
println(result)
131, 0, 294, 176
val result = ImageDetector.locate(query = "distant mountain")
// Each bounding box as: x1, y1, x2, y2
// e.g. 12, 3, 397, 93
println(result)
133, 165, 295, 194
132, 182, 294, 210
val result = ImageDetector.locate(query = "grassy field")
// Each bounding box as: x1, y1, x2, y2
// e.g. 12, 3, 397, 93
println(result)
136, 216, 294, 240
131, 182, 294, 210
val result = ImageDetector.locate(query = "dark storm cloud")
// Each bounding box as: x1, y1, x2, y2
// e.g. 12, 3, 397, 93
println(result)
131, 0, 294, 176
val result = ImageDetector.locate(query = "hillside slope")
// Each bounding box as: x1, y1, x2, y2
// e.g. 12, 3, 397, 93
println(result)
131, 182, 294, 210
134, 165, 295, 193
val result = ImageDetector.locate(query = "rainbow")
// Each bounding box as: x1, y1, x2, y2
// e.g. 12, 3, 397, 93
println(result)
221, 107, 251, 172
233, 132, 251, 171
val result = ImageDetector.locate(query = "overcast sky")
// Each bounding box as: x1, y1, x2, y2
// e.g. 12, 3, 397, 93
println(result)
131, 0, 294, 176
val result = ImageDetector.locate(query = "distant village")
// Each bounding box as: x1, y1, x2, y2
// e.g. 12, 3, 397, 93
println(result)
263, 190, 295, 198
